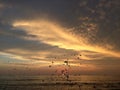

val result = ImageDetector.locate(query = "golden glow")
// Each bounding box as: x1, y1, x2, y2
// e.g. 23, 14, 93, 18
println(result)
13, 19, 120, 59
0, 52, 29, 61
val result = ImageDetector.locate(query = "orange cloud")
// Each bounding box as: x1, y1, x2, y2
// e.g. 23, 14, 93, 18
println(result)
12, 19, 120, 59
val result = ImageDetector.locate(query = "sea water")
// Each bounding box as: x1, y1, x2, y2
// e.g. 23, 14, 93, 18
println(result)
0, 75, 120, 90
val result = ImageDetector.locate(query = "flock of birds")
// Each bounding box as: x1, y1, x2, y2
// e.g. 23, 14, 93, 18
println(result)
5, 54, 120, 90
48, 54, 82, 81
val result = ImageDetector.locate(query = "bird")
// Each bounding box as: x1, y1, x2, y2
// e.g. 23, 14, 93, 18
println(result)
49, 65, 52, 68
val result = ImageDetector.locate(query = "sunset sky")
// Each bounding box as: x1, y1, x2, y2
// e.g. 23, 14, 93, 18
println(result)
0, 0, 120, 76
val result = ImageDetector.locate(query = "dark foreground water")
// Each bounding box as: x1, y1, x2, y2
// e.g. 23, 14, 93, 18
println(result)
0, 75, 120, 90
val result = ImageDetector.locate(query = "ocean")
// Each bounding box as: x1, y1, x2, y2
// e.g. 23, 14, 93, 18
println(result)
0, 75, 120, 90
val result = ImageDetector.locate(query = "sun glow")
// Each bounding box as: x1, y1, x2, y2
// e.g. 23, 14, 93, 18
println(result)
13, 19, 120, 59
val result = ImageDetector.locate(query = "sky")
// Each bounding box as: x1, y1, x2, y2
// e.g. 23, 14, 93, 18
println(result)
0, 0, 120, 76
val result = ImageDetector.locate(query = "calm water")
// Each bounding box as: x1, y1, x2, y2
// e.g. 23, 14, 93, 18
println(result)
0, 75, 120, 90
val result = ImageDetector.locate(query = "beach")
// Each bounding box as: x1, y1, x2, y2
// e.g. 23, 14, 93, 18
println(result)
0, 75, 120, 90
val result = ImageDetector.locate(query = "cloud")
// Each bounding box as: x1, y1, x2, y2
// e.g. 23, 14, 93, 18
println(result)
12, 19, 120, 59
0, 3, 4, 9
1, 0, 120, 50
1, 18, 118, 65
0, 0, 120, 75
0, 20, 79, 62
